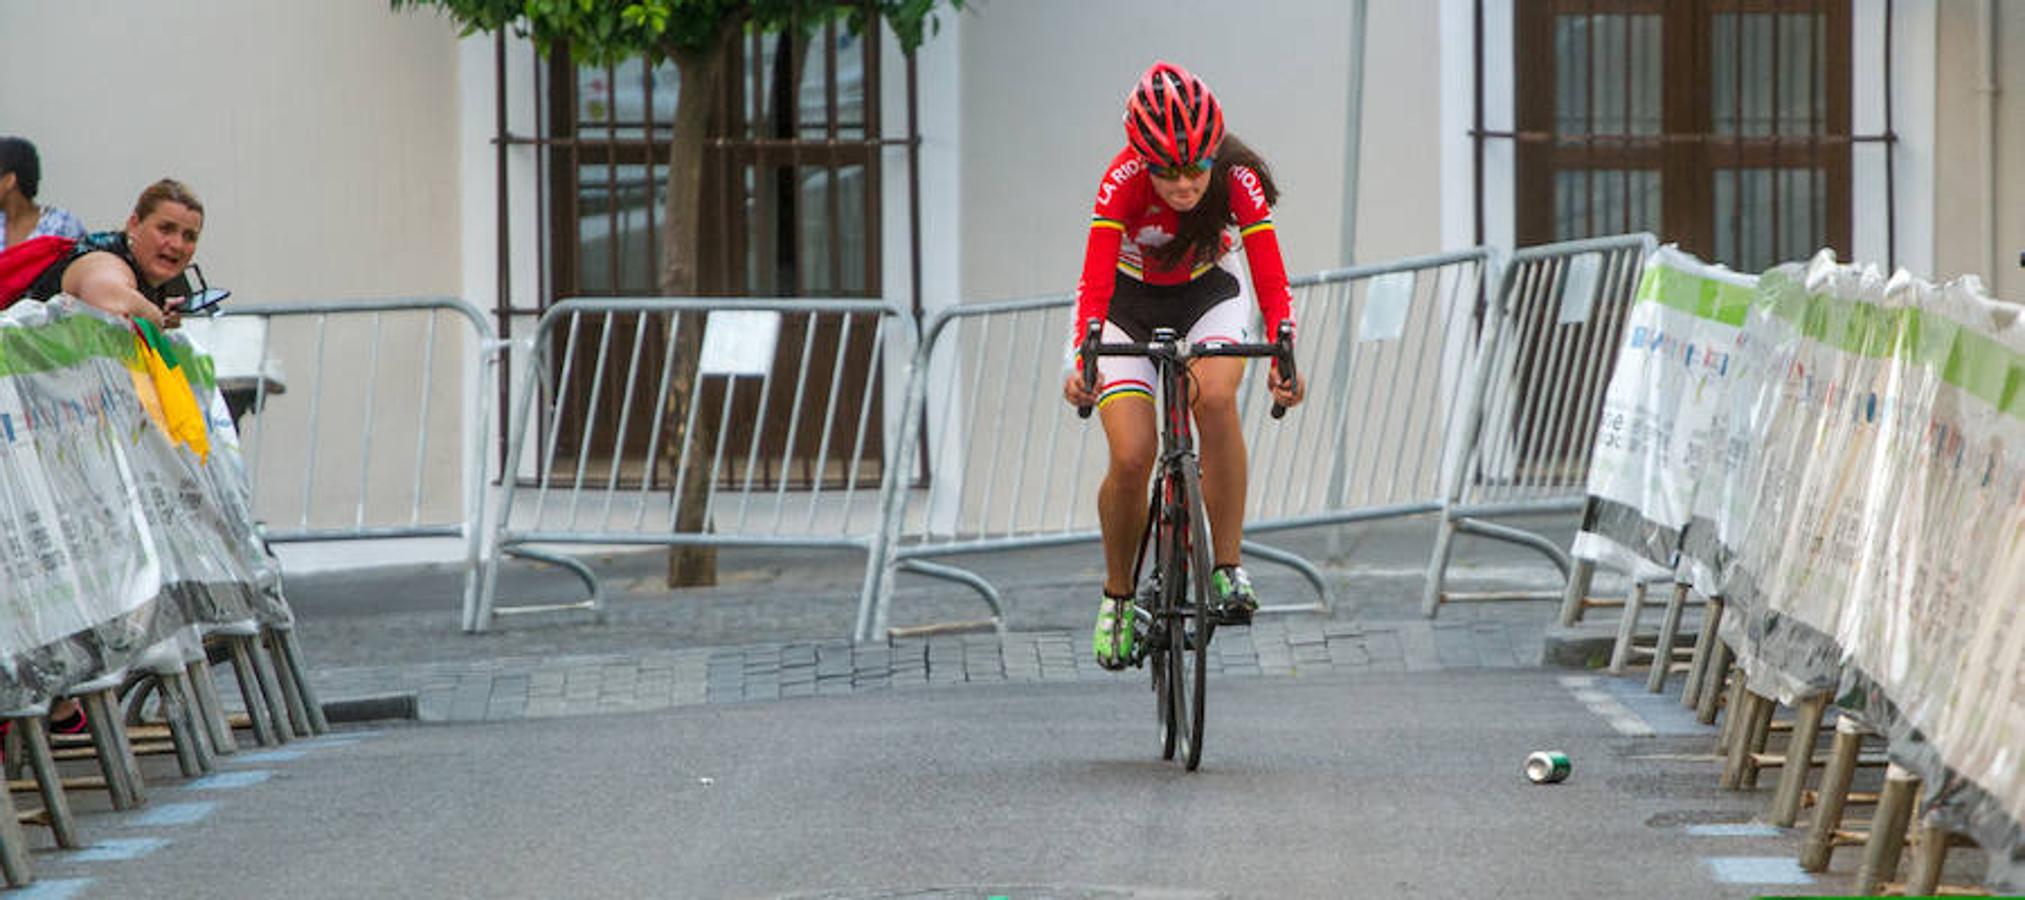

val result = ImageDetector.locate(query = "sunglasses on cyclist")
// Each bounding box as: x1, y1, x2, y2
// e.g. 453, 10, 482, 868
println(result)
1147, 157, 1214, 180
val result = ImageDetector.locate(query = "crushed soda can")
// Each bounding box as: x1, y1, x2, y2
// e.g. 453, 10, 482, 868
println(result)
1525, 750, 1572, 784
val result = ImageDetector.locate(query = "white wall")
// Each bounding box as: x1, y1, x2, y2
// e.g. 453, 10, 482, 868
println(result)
1932, 0, 2022, 302
0, 0, 463, 300
954, 0, 1362, 301
1853, 0, 1936, 280
0, 0, 470, 529
1356, 0, 1447, 264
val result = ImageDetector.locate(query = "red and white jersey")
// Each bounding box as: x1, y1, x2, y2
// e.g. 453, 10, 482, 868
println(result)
1074, 146, 1294, 340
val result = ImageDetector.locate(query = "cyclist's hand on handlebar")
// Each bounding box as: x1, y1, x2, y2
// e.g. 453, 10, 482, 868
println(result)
1267, 367, 1306, 409
1064, 373, 1099, 409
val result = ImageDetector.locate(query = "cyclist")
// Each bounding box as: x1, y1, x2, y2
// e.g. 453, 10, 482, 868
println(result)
1060, 61, 1305, 670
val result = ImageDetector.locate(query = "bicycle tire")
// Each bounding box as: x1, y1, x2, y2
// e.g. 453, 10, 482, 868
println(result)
1181, 460, 1214, 771
1167, 607, 1190, 765
1154, 637, 1176, 760
1167, 471, 1196, 767
1152, 479, 1180, 761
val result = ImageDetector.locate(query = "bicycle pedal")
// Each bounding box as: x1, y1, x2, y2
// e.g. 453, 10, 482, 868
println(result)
1214, 605, 1254, 627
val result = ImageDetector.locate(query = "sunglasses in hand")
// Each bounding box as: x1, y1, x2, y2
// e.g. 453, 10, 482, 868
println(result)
161, 264, 231, 317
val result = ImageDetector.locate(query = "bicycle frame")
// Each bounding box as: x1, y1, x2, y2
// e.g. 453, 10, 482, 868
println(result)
1078, 322, 1295, 770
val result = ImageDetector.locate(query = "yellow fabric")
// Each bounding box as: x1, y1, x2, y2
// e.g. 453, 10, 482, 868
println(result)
129, 324, 210, 463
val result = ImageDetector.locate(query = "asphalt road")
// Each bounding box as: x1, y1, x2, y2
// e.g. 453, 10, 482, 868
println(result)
34, 669, 1845, 899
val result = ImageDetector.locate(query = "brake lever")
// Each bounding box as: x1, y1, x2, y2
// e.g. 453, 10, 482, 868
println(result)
1076, 320, 1102, 420
1270, 321, 1296, 420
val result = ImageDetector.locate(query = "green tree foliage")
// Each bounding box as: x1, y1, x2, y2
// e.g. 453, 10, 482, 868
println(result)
390, 0, 957, 60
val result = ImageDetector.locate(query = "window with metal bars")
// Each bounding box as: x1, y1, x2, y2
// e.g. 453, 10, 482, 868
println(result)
528, 20, 894, 491
1513, 0, 1854, 273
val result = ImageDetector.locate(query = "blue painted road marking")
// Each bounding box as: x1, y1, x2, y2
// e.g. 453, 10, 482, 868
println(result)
183, 769, 273, 790
70, 837, 169, 862
1703, 856, 1814, 885
11, 878, 91, 900
231, 749, 307, 763
1687, 823, 1784, 838
128, 802, 217, 827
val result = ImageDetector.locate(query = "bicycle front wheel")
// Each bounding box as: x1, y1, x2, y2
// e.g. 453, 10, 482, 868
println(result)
1153, 633, 1177, 760
1153, 474, 1189, 763
1181, 461, 1216, 771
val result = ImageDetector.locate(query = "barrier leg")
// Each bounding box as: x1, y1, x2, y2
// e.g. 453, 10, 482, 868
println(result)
1607, 580, 1649, 675
1418, 512, 1459, 619
1646, 583, 1690, 693
1683, 596, 1725, 709
273, 628, 329, 735
248, 637, 295, 744
225, 636, 281, 747
18, 717, 80, 849
155, 671, 208, 777
0, 776, 29, 887
1721, 688, 1769, 789
188, 658, 238, 755
1242, 539, 1330, 616
1741, 697, 1777, 790
881, 559, 1005, 639
1854, 764, 1919, 895
1800, 716, 1867, 872
1768, 694, 1829, 827
1902, 818, 1950, 897
78, 690, 144, 810
1698, 639, 1732, 725
1557, 558, 1596, 626
265, 629, 315, 737
1716, 664, 1746, 750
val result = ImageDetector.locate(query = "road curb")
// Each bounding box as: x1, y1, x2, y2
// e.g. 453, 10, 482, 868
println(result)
1540, 622, 1617, 669
322, 692, 419, 724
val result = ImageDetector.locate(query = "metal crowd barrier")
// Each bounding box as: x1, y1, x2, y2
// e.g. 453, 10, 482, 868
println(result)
474, 297, 913, 632
217, 298, 503, 628
1420, 234, 1658, 616
859, 248, 1499, 641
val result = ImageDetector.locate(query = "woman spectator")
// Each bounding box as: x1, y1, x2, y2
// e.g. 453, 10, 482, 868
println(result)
22, 178, 205, 328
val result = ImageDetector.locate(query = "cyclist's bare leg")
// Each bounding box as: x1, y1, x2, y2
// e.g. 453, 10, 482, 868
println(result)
1097, 396, 1157, 596
1188, 356, 1247, 568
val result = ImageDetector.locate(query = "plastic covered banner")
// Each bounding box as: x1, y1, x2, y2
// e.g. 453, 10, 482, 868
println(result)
1717, 255, 1894, 701
1594, 250, 2024, 887
1574, 246, 1754, 579
0, 297, 285, 711
1830, 275, 2025, 886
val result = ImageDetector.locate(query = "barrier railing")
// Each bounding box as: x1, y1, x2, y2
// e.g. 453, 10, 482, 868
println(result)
1575, 247, 2024, 892
860, 248, 1498, 641
0, 299, 288, 706
475, 297, 913, 631
1420, 233, 1658, 616
213, 298, 503, 630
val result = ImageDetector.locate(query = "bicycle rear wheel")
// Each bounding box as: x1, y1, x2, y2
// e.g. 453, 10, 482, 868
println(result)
1153, 628, 1177, 760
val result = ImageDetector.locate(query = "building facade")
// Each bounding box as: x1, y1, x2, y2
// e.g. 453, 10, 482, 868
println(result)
1, 0, 2016, 526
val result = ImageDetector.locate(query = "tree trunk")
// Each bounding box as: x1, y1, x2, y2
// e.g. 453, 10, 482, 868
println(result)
660, 25, 738, 587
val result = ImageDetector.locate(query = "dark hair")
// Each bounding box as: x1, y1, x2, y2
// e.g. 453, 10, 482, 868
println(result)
134, 178, 204, 220
0, 137, 42, 200
1147, 134, 1280, 271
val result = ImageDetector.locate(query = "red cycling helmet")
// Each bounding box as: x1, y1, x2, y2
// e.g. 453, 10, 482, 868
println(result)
1123, 61, 1225, 168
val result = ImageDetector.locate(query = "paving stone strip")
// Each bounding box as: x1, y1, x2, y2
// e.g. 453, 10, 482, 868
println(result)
280, 618, 1541, 725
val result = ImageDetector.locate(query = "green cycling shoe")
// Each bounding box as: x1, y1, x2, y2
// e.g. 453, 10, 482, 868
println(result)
1211, 565, 1258, 625
1091, 593, 1140, 670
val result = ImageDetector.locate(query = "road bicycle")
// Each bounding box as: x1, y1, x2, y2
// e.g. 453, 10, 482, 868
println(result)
1077, 320, 1295, 770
